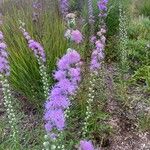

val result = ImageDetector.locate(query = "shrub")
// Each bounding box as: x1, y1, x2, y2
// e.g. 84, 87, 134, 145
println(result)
128, 39, 150, 71
135, 0, 150, 17
133, 65, 150, 91
128, 17, 150, 40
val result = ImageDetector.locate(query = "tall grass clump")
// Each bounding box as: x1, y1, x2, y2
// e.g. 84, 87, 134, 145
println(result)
1, 1, 68, 106
19, 21, 49, 99
127, 15, 150, 90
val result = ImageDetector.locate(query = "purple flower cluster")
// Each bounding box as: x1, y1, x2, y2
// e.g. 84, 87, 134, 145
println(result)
97, 0, 109, 17
32, 1, 42, 10
59, 0, 69, 18
20, 27, 46, 62
0, 31, 10, 76
64, 29, 83, 44
44, 49, 82, 136
90, 27, 106, 72
28, 40, 46, 62
80, 140, 95, 150
90, 0, 108, 72
32, 1, 42, 22
70, 30, 83, 44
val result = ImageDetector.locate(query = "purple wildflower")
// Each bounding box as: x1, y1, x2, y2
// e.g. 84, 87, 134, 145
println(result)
69, 68, 81, 77
44, 109, 65, 131
90, 39, 105, 72
80, 140, 95, 150
0, 31, 10, 76
70, 30, 83, 44
20, 26, 46, 62
29, 40, 46, 62
32, 1, 42, 10
59, 0, 69, 18
44, 49, 82, 138
45, 122, 53, 133
90, 0, 108, 72
97, 0, 109, 18
46, 95, 70, 109
53, 70, 66, 81
56, 79, 76, 93
57, 49, 81, 69
90, 36, 97, 44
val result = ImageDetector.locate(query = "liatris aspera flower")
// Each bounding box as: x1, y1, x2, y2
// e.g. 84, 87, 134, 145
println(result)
90, 36, 105, 72
44, 49, 82, 150
64, 13, 83, 44
0, 33, 9, 76
59, 0, 69, 18
79, 140, 95, 150
64, 29, 83, 44
32, 1, 42, 22
70, 30, 83, 44
98, 0, 109, 18
0, 31, 18, 142
19, 21, 49, 98
32, 1, 42, 10
28, 40, 46, 62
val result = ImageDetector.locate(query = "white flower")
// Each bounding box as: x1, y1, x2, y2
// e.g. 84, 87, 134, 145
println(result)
66, 13, 76, 19
64, 29, 71, 39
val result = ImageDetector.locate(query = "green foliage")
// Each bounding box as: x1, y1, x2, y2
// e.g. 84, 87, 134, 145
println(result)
138, 114, 150, 132
106, 0, 130, 36
135, 0, 150, 17
128, 40, 150, 71
128, 17, 150, 40
133, 66, 150, 90
106, 0, 120, 37
106, 0, 130, 62
0, 113, 45, 150
127, 16, 150, 90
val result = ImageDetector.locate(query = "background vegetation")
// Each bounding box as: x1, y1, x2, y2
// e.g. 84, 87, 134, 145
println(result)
0, 0, 150, 149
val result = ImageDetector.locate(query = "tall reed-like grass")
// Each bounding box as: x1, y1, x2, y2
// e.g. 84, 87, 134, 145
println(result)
1, 1, 68, 105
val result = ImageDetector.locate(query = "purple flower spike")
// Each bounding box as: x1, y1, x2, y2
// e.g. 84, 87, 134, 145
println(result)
28, 40, 46, 62
44, 49, 82, 138
97, 0, 109, 18
20, 26, 46, 63
59, 0, 69, 18
90, 0, 108, 72
70, 30, 83, 44
90, 39, 105, 72
32, 1, 42, 10
80, 140, 95, 150
0, 31, 10, 76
